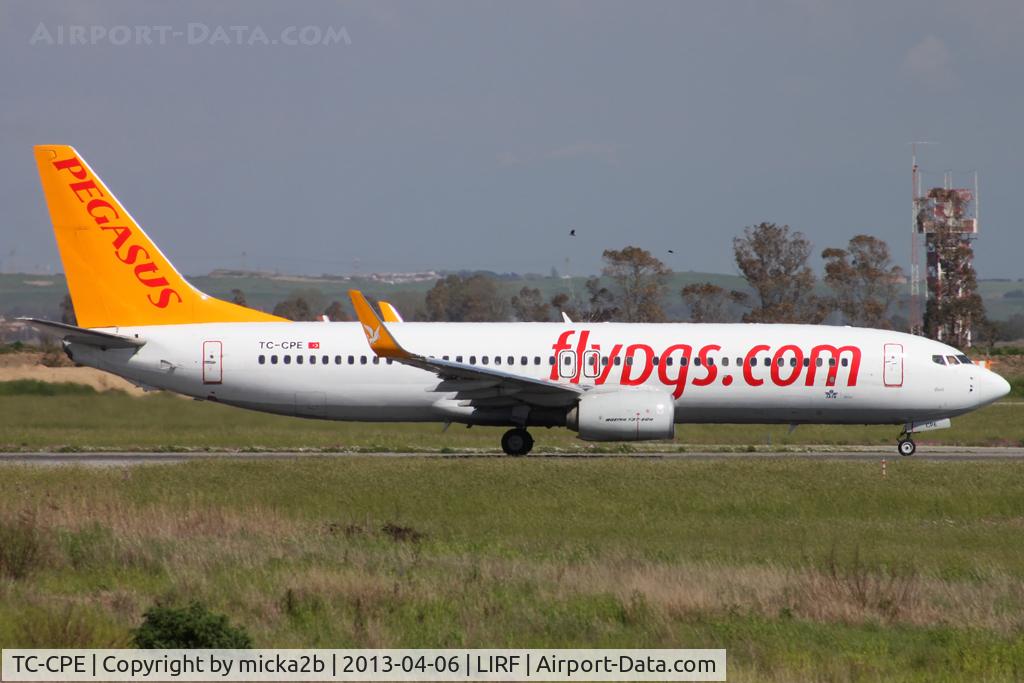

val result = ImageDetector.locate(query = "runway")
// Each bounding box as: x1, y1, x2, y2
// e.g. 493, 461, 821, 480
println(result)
1, 446, 1023, 466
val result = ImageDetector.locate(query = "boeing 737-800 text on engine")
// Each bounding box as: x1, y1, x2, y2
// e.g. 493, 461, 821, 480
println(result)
22, 146, 1011, 456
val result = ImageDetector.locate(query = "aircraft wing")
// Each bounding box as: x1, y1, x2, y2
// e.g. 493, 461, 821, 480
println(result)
17, 318, 145, 349
349, 291, 582, 408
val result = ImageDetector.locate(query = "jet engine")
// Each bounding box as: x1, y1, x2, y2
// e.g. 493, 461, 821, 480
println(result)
566, 390, 675, 441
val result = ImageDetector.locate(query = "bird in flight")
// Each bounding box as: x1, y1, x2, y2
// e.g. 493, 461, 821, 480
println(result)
569, 229, 576, 237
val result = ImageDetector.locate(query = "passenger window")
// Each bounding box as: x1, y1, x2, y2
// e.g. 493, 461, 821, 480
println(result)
508, 356, 515, 366
348, 355, 355, 365
749, 357, 756, 367
602, 356, 609, 366
470, 356, 477, 364
386, 359, 393, 365
653, 356, 660, 366
456, 355, 463, 363
443, 355, 450, 361
296, 355, 303, 365
721, 357, 729, 367
372, 357, 380, 365
932, 355, 945, 365
680, 357, 687, 366
841, 358, 848, 367
776, 358, 784, 367
816, 358, 823, 367
614, 357, 621, 366
789, 357, 797, 367
626, 357, 634, 366
521, 356, 528, 365
803, 358, 810, 367
258, 355, 265, 365
271, 355, 278, 365
667, 357, 674, 366
482, 356, 489, 365
322, 355, 329, 365
309, 355, 316, 365
534, 356, 541, 365
736, 357, 742, 366
494, 356, 501, 365
563, 356, 571, 365
335, 356, 342, 364
829, 358, 836, 367
694, 357, 702, 367
549, 356, 555, 365
360, 356, 367, 365
763, 358, 771, 367
284, 355, 291, 365
707, 357, 714, 366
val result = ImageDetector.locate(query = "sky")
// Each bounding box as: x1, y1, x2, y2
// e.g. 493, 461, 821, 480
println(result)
2, 0, 1023, 280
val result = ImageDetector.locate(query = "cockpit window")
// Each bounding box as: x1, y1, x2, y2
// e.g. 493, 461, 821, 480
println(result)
946, 355, 959, 365
957, 354, 972, 364
932, 355, 946, 365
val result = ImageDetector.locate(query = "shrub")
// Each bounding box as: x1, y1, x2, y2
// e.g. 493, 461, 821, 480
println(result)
0, 513, 47, 579
132, 602, 252, 648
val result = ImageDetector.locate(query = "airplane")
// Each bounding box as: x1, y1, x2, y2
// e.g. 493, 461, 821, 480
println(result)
22, 145, 1011, 457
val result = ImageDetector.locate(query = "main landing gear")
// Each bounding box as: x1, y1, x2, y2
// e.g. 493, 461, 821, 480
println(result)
897, 437, 916, 457
501, 428, 534, 456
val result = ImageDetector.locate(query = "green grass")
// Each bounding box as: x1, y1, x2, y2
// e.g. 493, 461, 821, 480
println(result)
0, 389, 1021, 452
0, 458, 1023, 681
0, 379, 100, 396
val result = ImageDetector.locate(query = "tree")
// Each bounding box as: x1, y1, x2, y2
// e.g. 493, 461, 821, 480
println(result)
600, 246, 671, 322
821, 234, 903, 328
229, 289, 247, 307
510, 286, 552, 321
272, 296, 314, 321
549, 278, 619, 322
322, 300, 352, 321
681, 282, 747, 323
922, 226, 987, 348
424, 274, 509, 321
733, 222, 826, 323
59, 294, 76, 326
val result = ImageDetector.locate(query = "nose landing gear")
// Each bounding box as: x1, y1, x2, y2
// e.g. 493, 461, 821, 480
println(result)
897, 438, 916, 457
501, 428, 534, 456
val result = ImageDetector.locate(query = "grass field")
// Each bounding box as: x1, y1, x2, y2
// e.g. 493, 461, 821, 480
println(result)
0, 384, 1021, 452
1, 457, 1023, 681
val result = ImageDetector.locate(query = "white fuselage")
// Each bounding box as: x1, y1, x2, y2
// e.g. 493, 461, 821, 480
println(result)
66, 321, 1009, 429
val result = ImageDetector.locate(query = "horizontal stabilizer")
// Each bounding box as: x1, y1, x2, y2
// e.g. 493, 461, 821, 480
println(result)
17, 318, 145, 349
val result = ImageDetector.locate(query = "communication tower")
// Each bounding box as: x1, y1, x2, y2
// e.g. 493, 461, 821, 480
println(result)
909, 148, 980, 347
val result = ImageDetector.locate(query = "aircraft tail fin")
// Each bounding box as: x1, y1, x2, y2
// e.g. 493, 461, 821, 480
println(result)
34, 145, 285, 328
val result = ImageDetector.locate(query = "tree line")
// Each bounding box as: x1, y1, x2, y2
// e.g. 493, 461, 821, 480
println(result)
417, 223, 910, 329
59, 221, 1005, 342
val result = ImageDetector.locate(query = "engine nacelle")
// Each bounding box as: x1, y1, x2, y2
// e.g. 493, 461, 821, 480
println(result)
566, 390, 675, 441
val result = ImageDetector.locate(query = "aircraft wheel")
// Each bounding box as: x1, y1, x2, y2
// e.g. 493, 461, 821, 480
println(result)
501, 428, 534, 456
897, 438, 916, 457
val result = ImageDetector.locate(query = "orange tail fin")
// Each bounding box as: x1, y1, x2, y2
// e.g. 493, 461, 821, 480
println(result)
34, 145, 285, 328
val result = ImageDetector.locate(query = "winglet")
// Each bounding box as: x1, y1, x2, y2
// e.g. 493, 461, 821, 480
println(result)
348, 290, 410, 358
379, 301, 404, 323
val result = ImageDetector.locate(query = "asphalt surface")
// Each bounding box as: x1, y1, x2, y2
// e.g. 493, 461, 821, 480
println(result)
1, 447, 1023, 466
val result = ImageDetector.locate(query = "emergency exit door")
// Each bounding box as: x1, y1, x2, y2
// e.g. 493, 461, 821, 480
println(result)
883, 343, 903, 387
203, 341, 223, 384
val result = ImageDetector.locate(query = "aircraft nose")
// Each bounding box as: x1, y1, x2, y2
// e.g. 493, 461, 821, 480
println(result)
979, 371, 1011, 405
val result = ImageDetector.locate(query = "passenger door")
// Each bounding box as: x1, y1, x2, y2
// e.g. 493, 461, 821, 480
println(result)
202, 340, 223, 384
883, 343, 903, 387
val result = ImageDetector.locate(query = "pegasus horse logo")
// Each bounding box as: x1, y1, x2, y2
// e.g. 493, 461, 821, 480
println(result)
363, 323, 381, 344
